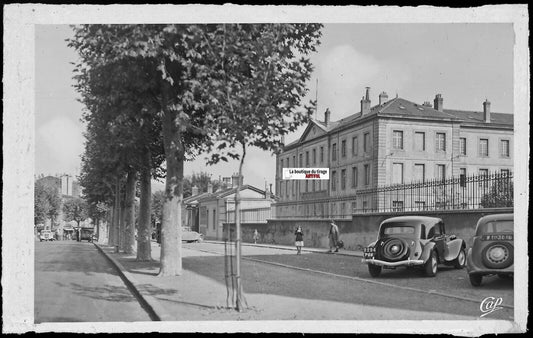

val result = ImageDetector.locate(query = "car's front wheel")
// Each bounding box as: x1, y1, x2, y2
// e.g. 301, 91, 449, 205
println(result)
368, 264, 382, 277
453, 248, 466, 269
469, 274, 482, 286
424, 250, 438, 277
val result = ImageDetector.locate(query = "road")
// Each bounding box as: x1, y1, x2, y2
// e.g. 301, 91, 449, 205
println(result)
183, 242, 514, 320
35, 241, 152, 323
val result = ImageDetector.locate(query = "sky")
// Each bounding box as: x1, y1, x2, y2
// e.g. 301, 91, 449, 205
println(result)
34, 23, 514, 192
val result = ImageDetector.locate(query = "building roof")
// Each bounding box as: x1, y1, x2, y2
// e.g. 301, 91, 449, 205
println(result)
184, 184, 274, 206
283, 96, 513, 150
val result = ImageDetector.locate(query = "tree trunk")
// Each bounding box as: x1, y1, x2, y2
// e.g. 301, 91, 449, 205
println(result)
114, 178, 120, 253
137, 148, 153, 261
158, 83, 183, 276
234, 142, 246, 311
109, 205, 115, 246
119, 202, 126, 252
123, 168, 137, 254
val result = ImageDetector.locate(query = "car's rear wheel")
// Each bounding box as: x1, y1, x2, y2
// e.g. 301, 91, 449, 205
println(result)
469, 274, 482, 286
424, 250, 438, 277
453, 248, 466, 269
482, 242, 513, 269
497, 273, 512, 279
368, 264, 382, 277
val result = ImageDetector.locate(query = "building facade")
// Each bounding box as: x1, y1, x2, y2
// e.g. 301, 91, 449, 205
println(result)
183, 174, 275, 240
274, 88, 514, 218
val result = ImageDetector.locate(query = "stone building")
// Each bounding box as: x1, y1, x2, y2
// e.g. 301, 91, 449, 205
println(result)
183, 174, 275, 240
274, 87, 513, 218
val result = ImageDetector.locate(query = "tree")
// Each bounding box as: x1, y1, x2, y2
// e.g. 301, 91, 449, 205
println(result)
63, 197, 89, 227
183, 172, 222, 198
197, 24, 322, 310
34, 178, 61, 226
480, 174, 514, 208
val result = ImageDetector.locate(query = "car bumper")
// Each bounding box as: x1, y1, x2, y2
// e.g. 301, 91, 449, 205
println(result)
362, 258, 425, 267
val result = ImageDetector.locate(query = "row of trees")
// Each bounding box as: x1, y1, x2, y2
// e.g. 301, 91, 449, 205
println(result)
70, 24, 322, 310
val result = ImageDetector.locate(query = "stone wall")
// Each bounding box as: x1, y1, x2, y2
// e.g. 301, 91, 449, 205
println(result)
224, 207, 512, 250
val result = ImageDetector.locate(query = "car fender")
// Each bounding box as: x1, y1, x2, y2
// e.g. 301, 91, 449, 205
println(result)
445, 238, 466, 262
419, 241, 437, 262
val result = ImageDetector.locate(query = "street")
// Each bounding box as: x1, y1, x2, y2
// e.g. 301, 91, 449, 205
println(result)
34, 241, 152, 323
34, 240, 514, 322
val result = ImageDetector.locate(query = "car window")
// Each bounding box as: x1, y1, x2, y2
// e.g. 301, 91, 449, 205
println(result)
479, 220, 513, 234
380, 224, 416, 238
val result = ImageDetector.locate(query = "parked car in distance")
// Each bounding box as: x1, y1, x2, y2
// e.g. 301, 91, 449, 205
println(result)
182, 228, 204, 243
467, 213, 513, 286
79, 228, 95, 242
39, 230, 55, 242
362, 216, 466, 277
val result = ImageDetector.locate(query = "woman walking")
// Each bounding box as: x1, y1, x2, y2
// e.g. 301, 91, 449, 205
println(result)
294, 226, 304, 255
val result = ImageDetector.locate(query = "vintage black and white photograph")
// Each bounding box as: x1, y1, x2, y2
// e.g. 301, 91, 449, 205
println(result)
3, 4, 529, 335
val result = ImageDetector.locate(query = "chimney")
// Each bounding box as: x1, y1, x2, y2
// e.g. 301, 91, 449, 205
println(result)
207, 183, 213, 194
483, 99, 491, 123
269, 183, 273, 194
231, 173, 243, 188
379, 91, 388, 105
264, 181, 268, 199
192, 185, 199, 196
324, 108, 330, 126
222, 177, 231, 188
422, 101, 432, 107
433, 94, 443, 112
360, 87, 371, 115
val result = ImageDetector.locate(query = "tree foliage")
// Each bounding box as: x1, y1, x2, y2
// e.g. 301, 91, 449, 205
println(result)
62, 197, 89, 227
34, 178, 61, 225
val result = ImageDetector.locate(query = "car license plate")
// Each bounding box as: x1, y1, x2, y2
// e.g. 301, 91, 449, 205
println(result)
363, 247, 375, 258
482, 234, 513, 241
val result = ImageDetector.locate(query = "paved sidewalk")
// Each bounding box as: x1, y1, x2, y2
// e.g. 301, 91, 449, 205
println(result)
94, 240, 475, 324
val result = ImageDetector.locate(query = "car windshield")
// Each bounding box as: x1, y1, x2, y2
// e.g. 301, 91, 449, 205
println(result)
479, 220, 513, 234
380, 222, 417, 238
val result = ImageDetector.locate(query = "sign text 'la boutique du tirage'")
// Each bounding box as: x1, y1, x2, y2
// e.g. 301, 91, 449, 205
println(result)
282, 168, 330, 180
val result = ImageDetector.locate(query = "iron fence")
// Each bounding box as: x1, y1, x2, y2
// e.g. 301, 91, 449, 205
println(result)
272, 171, 513, 218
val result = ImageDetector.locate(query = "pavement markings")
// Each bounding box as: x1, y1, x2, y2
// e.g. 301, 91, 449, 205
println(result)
185, 245, 514, 310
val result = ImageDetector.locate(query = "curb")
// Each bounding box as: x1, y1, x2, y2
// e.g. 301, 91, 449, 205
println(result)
205, 240, 365, 258
93, 243, 174, 321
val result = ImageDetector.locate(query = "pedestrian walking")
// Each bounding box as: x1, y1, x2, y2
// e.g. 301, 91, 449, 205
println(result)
328, 220, 339, 253
253, 229, 259, 244
294, 226, 304, 255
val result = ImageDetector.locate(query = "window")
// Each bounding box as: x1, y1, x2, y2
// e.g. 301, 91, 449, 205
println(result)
341, 202, 346, 216
392, 130, 404, 150
362, 200, 368, 211
341, 140, 346, 157
292, 181, 296, 196
460, 168, 467, 186
305, 151, 309, 166
351, 166, 358, 188
436, 164, 446, 181
460, 138, 467, 156
332, 143, 337, 161
478, 168, 489, 188
213, 209, 216, 230
351, 201, 357, 212
312, 148, 316, 164
414, 201, 426, 211
299, 153, 303, 167
341, 169, 346, 190
479, 139, 489, 157
292, 155, 296, 167
414, 132, 425, 151
364, 164, 370, 186
285, 180, 289, 197
305, 180, 308, 192
352, 136, 358, 156
364, 133, 370, 153
501, 169, 510, 176
500, 140, 510, 157
320, 146, 324, 163
414, 164, 425, 183
392, 163, 404, 184
392, 201, 404, 212
331, 171, 337, 191
436, 132, 446, 152
312, 180, 316, 192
